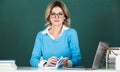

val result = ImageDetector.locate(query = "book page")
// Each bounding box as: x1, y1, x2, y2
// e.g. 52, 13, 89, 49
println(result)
43, 56, 66, 69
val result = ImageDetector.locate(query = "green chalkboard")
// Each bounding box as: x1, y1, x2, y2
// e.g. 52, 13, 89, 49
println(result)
0, 0, 120, 67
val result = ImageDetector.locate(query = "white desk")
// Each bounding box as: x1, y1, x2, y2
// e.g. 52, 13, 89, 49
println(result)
0, 67, 118, 72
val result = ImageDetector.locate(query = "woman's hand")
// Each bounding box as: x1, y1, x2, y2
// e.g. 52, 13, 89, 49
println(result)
61, 58, 68, 66
45, 56, 58, 67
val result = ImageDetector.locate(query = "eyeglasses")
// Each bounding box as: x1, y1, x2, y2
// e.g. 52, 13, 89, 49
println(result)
50, 12, 64, 18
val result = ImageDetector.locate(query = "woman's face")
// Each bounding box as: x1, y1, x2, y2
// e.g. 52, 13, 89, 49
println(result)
49, 6, 65, 26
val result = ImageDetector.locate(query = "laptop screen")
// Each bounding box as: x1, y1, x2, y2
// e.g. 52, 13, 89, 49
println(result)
92, 41, 109, 69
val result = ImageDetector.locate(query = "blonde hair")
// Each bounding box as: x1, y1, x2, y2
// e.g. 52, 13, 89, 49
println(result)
45, 0, 71, 27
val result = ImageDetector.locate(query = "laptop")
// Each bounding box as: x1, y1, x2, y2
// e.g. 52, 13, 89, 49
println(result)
65, 41, 109, 70
92, 41, 109, 69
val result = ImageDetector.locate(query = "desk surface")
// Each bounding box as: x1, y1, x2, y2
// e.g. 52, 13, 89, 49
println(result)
0, 67, 118, 72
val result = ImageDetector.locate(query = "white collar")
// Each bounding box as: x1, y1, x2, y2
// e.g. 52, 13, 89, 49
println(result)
41, 25, 69, 34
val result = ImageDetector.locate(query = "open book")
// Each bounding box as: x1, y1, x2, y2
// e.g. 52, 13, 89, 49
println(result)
55, 56, 65, 68
43, 56, 66, 70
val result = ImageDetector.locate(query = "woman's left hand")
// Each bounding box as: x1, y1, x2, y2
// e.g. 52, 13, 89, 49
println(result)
61, 58, 68, 66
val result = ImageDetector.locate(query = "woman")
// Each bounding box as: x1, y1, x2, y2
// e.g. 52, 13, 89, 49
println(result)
30, 0, 82, 68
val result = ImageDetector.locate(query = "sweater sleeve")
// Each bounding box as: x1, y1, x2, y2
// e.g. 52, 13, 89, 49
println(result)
69, 29, 82, 67
30, 33, 42, 67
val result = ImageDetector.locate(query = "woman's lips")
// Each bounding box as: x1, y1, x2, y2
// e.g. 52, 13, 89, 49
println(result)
54, 20, 59, 22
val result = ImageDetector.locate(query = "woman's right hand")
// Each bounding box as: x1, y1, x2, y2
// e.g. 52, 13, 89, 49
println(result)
45, 56, 58, 67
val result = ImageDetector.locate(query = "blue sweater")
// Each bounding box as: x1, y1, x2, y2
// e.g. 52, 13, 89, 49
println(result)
30, 27, 82, 67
